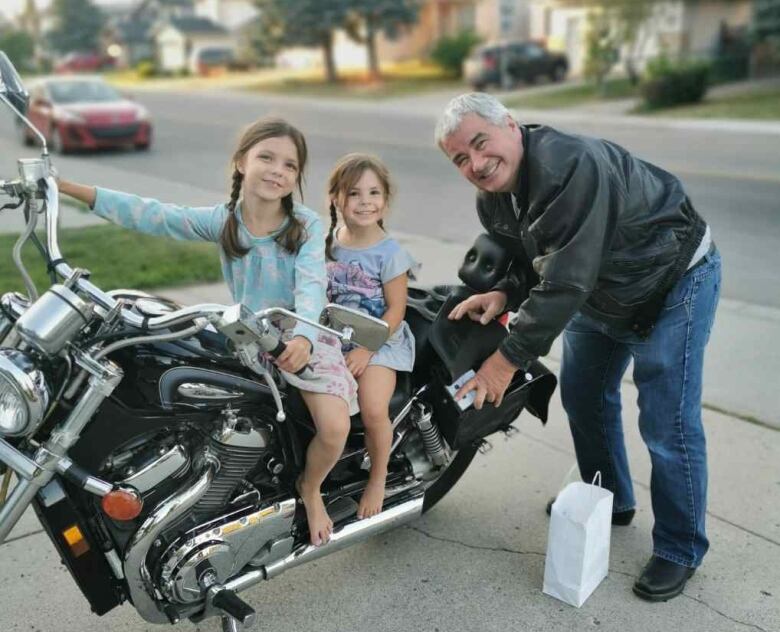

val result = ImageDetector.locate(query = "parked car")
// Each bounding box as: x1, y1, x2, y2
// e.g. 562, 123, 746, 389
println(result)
18, 77, 152, 153
194, 47, 235, 76
54, 52, 116, 74
464, 41, 568, 90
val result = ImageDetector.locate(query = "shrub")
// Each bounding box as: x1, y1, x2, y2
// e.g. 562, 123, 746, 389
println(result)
135, 59, 157, 78
639, 56, 710, 109
0, 30, 35, 71
431, 30, 482, 77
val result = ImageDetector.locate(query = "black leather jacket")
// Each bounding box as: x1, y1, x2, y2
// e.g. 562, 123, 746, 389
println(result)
478, 125, 706, 369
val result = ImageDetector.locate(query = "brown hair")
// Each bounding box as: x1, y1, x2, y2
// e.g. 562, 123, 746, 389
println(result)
220, 117, 309, 259
325, 153, 393, 261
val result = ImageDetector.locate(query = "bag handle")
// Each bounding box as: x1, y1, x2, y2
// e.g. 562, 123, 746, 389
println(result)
591, 471, 603, 502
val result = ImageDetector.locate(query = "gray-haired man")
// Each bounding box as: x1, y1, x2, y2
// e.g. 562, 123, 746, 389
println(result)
438, 93, 720, 602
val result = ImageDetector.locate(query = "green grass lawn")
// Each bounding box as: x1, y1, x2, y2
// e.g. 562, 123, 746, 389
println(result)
245, 74, 463, 100
243, 62, 463, 100
642, 87, 780, 120
503, 78, 637, 110
0, 225, 223, 295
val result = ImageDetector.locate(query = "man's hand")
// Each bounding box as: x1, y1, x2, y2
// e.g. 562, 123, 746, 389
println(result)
276, 336, 312, 374
448, 290, 508, 325
345, 347, 373, 378
455, 350, 518, 409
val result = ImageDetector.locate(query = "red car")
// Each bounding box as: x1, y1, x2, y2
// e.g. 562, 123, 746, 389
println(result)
54, 52, 115, 74
19, 77, 152, 153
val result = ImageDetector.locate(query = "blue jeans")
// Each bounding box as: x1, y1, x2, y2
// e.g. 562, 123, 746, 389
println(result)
560, 248, 721, 568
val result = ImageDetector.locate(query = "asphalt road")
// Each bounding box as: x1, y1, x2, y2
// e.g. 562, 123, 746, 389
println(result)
0, 89, 778, 310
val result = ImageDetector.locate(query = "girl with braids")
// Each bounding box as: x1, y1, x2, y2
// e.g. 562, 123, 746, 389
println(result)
325, 153, 418, 519
58, 117, 357, 547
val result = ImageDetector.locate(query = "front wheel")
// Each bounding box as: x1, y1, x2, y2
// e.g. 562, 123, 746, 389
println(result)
422, 444, 479, 513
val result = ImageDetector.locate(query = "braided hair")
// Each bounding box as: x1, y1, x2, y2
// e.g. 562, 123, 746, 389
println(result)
219, 118, 309, 259
325, 153, 392, 261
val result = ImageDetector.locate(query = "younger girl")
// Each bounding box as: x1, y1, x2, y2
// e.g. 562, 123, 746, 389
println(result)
58, 117, 356, 547
325, 153, 418, 520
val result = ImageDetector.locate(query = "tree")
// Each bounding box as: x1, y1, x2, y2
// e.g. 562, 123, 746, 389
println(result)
753, 0, 780, 40
0, 30, 35, 71
48, 0, 105, 54
254, 0, 352, 83
345, 0, 421, 78
249, 0, 285, 65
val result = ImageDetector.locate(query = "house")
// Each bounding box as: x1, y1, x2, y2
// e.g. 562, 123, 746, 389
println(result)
374, 0, 534, 65
102, 0, 195, 67
528, 0, 753, 77
154, 15, 233, 73
194, 0, 260, 65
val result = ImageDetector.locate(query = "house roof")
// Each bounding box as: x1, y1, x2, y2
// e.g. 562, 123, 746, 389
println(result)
167, 16, 228, 34
112, 16, 154, 42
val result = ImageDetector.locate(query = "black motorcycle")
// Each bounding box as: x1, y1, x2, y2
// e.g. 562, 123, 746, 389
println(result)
0, 52, 555, 631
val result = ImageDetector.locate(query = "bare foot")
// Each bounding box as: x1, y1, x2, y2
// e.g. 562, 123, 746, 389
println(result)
357, 475, 386, 520
296, 476, 333, 546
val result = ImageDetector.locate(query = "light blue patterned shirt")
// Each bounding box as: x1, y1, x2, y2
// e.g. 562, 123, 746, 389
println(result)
92, 187, 325, 344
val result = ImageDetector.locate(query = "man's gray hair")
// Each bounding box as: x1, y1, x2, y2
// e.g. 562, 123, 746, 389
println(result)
435, 92, 512, 148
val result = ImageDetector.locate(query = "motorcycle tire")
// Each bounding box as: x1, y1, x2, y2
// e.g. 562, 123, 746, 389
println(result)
422, 444, 479, 513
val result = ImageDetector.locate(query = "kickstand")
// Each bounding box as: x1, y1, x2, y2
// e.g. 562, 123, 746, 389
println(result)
221, 616, 241, 632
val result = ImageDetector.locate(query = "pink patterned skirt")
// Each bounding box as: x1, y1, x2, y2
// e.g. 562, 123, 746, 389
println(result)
280, 332, 359, 416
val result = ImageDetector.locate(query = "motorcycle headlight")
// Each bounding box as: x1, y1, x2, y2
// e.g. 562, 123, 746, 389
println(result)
0, 349, 50, 437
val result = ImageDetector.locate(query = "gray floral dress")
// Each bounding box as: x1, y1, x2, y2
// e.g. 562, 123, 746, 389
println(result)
327, 233, 419, 372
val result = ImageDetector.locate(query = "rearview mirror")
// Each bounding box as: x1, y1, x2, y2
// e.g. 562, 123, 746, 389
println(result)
0, 51, 29, 114
321, 304, 389, 352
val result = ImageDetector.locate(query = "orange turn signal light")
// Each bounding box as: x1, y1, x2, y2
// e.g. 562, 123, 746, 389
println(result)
62, 524, 90, 557
101, 488, 143, 521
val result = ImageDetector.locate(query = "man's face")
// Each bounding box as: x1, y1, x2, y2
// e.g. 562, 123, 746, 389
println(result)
440, 113, 523, 193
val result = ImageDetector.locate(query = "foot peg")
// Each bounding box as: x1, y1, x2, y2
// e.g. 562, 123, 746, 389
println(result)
326, 495, 358, 523
212, 589, 256, 627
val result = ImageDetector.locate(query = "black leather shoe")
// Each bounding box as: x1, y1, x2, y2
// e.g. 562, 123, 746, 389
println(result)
633, 555, 695, 602
545, 496, 635, 526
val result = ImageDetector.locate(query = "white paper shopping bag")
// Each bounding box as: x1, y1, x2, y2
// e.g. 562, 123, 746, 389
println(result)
542, 472, 613, 607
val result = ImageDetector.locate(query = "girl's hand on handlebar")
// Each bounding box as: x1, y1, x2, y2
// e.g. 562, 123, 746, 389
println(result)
276, 336, 312, 374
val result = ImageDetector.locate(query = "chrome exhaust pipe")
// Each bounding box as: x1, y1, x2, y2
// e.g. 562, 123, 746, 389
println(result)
223, 495, 424, 595
124, 455, 219, 624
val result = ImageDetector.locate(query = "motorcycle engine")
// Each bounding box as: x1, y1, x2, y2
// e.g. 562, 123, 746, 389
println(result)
139, 410, 296, 605
192, 410, 272, 515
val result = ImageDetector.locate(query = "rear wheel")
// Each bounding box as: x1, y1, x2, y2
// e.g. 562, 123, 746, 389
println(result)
551, 64, 566, 82
422, 444, 479, 513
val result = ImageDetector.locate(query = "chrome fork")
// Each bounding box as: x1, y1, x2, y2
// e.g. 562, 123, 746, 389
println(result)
0, 354, 122, 543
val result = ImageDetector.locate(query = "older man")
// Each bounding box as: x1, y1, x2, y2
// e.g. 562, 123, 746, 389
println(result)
438, 93, 720, 602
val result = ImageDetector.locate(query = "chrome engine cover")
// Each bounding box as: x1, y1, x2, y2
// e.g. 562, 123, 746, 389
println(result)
158, 498, 296, 604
